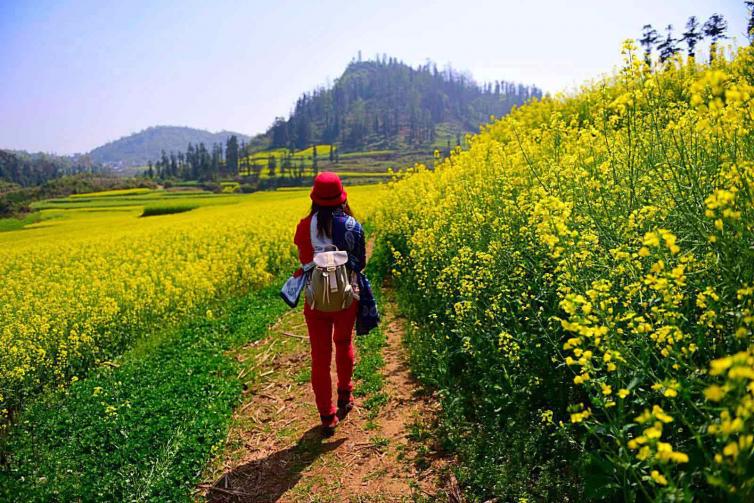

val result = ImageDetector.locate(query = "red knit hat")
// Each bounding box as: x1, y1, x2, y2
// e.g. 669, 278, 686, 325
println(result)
310, 172, 347, 206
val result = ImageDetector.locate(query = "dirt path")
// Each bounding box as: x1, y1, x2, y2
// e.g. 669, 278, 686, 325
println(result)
197, 285, 456, 502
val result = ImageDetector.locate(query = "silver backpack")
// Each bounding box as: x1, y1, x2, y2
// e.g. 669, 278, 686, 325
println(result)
305, 246, 355, 312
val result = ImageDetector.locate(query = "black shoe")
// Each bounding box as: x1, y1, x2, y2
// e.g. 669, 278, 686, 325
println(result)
337, 389, 354, 419
320, 413, 339, 437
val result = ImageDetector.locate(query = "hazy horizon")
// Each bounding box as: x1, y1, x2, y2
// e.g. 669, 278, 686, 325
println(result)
0, 0, 749, 155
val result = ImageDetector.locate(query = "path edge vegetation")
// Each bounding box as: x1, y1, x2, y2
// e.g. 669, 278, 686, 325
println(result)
372, 45, 754, 501
0, 284, 288, 501
1, 230, 391, 502
352, 237, 390, 421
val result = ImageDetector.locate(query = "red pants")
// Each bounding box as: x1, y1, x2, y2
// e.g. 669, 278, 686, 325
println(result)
304, 301, 358, 417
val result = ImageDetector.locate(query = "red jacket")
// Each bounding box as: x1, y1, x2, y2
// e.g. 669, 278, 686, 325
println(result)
293, 215, 314, 277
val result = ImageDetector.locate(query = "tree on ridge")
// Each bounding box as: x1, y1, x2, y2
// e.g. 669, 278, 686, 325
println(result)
682, 16, 703, 58
640, 24, 660, 65
657, 25, 680, 63
703, 14, 728, 62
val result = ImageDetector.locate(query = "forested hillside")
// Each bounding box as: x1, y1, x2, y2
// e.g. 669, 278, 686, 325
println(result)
264, 56, 543, 151
88, 126, 251, 167
0, 149, 103, 187
141, 56, 543, 184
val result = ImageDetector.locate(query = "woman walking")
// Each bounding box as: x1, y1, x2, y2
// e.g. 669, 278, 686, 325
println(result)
293, 172, 379, 436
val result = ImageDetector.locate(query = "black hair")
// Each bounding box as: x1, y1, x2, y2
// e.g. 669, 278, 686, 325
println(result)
308, 202, 353, 239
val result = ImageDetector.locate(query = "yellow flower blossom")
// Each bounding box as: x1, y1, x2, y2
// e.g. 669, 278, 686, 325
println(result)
651, 470, 668, 486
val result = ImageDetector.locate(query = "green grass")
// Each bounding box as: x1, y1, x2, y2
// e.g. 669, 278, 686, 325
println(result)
294, 367, 312, 385
431, 121, 470, 150
0, 285, 288, 502
0, 212, 42, 232
368, 435, 390, 452
140, 202, 198, 217
247, 144, 335, 163
69, 187, 153, 199
338, 149, 395, 159
33, 189, 244, 211
295, 144, 335, 157
353, 328, 386, 399
221, 181, 240, 193
336, 171, 392, 178
352, 249, 388, 418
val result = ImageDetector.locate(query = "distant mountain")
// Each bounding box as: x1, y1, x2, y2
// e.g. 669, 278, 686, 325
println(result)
259, 56, 543, 152
89, 126, 251, 167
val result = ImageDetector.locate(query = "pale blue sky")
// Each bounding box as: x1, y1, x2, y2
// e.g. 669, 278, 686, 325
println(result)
0, 0, 749, 154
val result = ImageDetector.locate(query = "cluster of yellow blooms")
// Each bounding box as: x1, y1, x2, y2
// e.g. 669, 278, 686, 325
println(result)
376, 43, 754, 498
704, 347, 754, 491
0, 186, 382, 429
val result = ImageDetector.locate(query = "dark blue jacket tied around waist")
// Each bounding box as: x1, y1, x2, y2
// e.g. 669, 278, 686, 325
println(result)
332, 211, 380, 335
332, 212, 379, 335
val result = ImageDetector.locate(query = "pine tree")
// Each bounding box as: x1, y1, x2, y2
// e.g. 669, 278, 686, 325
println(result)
682, 17, 703, 58
640, 24, 660, 65
657, 25, 680, 63
225, 136, 239, 177
703, 14, 728, 62
251, 162, 262, 182
186, 143, 196, 180
196, 143, 210, 181
281, 153, 291, 178
177, 151, 185, 178
211, 143, 223, 178
746, 1, 754, 45
160, 150, 169, 179
271, 117, 289, 148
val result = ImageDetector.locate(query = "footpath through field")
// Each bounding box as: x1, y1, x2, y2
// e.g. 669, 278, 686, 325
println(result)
197, 283, 458, 502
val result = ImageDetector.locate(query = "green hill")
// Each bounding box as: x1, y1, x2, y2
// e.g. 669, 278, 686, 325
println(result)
89, 126, 251, 168
142, 55, 545, 183
258, 56, 543, 153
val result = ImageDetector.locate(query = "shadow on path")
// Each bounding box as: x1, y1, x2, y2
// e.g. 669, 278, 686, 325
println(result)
206, 426, 346, 502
